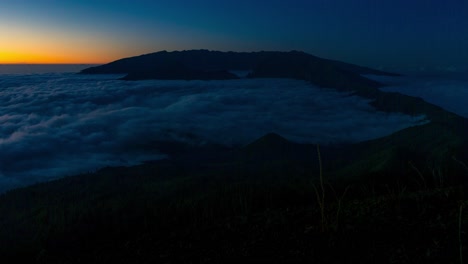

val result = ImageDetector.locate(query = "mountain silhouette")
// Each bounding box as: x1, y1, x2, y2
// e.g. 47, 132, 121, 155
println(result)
81, 50, 468, 124
242, 133, 297, 161
81, 50, 396, 89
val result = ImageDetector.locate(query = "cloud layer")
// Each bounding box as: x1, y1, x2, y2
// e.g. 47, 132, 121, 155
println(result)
367, 74, 468, 118
0, 74, 428, 192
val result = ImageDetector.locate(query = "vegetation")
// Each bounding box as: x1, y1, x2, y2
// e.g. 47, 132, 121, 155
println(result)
1, 131, 468, 263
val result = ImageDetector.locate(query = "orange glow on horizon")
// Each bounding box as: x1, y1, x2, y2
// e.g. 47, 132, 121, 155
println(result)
0, 22, 165, 64
0, 28, 132, 64
0, 20, 170, 65
0, 50, 109, 64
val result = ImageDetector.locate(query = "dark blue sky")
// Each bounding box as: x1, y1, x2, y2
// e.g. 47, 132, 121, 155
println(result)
1, 0, 467, 71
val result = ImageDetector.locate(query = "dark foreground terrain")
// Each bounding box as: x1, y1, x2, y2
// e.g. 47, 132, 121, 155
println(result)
1, 131, 468, 263
1, 50, 468, 262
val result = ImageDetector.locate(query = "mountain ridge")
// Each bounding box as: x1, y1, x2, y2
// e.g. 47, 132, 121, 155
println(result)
80, 49, 468, 125
80, 49, 396, 85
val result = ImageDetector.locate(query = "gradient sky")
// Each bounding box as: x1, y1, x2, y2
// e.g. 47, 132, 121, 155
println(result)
1, 0, 467, 71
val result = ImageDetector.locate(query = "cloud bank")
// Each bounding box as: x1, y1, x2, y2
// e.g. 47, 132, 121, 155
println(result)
367, 74, 468, 118
0, 74, 428, 192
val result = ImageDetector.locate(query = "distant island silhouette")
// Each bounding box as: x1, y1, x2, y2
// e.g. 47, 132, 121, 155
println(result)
80, 50, 461, 123
80, 50, 396, 88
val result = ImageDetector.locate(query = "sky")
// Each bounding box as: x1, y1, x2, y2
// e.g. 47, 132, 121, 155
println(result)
1, 0, 467, 71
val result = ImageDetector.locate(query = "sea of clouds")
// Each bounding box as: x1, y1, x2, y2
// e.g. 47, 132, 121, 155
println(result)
368, 73, 468, 118
0, 73, 429, 192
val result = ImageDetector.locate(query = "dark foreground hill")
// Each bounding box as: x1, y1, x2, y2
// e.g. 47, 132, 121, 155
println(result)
1, 132, 468, 263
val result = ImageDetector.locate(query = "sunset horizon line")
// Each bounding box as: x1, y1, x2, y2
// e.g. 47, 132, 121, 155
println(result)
0, 62, 103, 65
